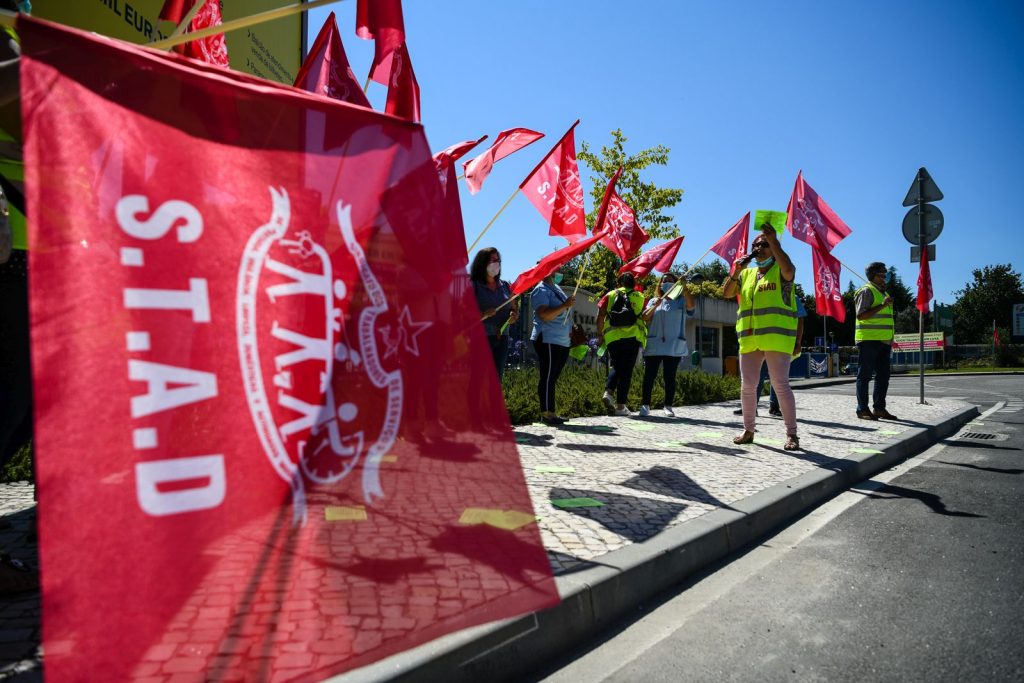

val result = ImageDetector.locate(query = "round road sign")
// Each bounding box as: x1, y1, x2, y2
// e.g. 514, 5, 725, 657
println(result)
902, 204, 943, 245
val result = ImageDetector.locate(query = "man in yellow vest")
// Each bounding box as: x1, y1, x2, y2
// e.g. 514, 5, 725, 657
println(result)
854, 262, 898, 420
597, 272, 647, 416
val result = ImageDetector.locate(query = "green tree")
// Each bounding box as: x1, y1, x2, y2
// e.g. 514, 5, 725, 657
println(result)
950, 264, 1024, 343
568, 129, 684, 296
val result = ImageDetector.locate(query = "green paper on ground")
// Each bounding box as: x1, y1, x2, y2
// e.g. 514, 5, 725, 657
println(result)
551, 497, 604, 509
852, 448, 885, 454
626, 424, 656, 431
754, 209, 787, 235
696, 431, 723, 438
515, 436, 533, 443
878, 430, 901, 436
534, 466, 576, 473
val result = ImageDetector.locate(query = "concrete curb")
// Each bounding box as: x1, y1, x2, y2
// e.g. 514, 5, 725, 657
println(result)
335, 403, 980, 683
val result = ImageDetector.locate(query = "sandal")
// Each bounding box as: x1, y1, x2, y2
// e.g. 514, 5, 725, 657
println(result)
733, 430, 755, 445
784, 434, 800, 451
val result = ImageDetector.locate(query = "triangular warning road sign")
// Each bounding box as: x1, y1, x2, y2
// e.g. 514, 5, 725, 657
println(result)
903, 167, 943, 206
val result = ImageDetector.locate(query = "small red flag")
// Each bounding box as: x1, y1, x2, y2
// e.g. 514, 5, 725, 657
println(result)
786, 171, 852, 252
709, 212, 750, 265
519, 120, 587, 241
294, 12, 370, 108
158, 0, 229, 66
812, 243, 846, 322
994, 325, 1001, 347
433, 135, 488, 170
356, 0, 406, 85
917, 252, 933, 314
384, 43, 420, 122
511, 229, 608, 295
619, 236, 684, 279
594, 169, 649, 260
462, 128, 545, 195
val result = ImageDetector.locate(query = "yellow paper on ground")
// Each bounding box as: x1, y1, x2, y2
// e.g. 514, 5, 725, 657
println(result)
459, 508, 536, 531
325, 506, 367, 522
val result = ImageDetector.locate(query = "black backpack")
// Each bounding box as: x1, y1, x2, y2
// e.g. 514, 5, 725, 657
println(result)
607, 289, 637, 327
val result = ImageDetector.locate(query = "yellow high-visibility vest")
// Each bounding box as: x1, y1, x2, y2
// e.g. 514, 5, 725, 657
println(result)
855, 283, 894, 342
736, 264, 799, 354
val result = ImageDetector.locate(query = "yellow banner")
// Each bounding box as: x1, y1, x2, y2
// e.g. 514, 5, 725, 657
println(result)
32, 0, 303, 85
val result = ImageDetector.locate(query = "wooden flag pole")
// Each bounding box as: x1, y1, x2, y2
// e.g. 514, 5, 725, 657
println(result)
836, 258, 869, 283
665, 244, 714, 300
467, 186, 518, 255
148, 0, 343, 51
484, 293, 522, 323
563, 248, 592, 325
166, 0, 204, 39
363, 75, 371, 93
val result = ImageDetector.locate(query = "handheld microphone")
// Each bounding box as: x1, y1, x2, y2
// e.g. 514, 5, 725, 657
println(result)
737, 252, 756, 266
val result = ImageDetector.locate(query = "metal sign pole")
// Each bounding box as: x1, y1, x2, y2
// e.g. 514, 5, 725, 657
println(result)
917, 170, 926, 404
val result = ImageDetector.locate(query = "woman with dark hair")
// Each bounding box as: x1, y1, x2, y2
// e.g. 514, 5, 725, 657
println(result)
471, 247, 518, 380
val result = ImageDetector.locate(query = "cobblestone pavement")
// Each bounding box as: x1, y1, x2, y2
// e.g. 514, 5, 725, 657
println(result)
0, 393, 968, 680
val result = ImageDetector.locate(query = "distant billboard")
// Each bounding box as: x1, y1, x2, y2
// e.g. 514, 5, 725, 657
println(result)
32, 0, 304, 85
892, 332, 945, 352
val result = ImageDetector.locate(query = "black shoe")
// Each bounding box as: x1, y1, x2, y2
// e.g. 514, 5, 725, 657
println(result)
873, 409, 899, 420
541, 415, 567, 426
768, 406, 782, 417
856, 410, 878, 421
733, 407, 757, 415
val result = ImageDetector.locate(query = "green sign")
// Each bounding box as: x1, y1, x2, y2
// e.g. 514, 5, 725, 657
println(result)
754, 210, 787, 236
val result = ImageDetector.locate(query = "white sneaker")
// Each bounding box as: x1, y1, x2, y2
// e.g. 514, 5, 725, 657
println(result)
602, 392, 615, 412
638, 405, 651, 417
663, 406, 675, 417
613, 407, 634, 417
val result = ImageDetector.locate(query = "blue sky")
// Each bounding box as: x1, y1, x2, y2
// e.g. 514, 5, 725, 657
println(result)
308, 0, 1024, 305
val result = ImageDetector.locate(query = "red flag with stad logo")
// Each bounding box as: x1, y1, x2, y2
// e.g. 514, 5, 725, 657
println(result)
709, 212, 750, 265
786, 171, 852, 252
384, 43, 420, 122
812, 243, 846, 322
593, 167, 649, 260
158, 0, 229, 67
356, 0, 406, 85
917, 251, 933, 314
619, 236, 684, 279
462, 127, 544, 195
21, 17, 556, 681
294, 12, 370, 108
519, 120, 587, 241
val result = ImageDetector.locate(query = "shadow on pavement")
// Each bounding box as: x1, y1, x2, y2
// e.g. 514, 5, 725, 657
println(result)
619, 466, 738, 511
941, 439, 1022, 452
547, 550, 621, 576
556, 443, 690, 456
851, 483, 986, 518
547, 488, 687, 543
934, 460, 1024, 475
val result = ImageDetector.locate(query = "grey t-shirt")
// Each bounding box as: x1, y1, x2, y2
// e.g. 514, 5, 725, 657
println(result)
855, 286, 884, 317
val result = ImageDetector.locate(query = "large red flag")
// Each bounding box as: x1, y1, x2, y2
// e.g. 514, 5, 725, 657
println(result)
519, 120, 587, 241
462, 128, 545, 195
786, 171, 852, 252
511, 230, 607, 295
709, 212, 750, 265
433, 135, 488, 169
812, 244, 846, 322
619, 236, 684, 279
21, 17, 556, 681
384, 43, 420, 122
599, 191, 649, 260
917, 251, 933, 314
158, 0, 229, 67
356, 0, 406, 85
293, 12, 370, 108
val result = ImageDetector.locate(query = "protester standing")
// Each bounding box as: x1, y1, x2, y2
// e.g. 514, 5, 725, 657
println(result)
531, 271, 575, 425
733, 296, 806, 417
596, 272, 647, 416
471, 247, 518, 381
722, 227, 801, 450
854, 262, 898, 420
639, 273, 695, 417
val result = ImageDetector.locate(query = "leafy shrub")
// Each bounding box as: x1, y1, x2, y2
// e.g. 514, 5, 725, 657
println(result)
502, 364, 740, 425
1, 440, 33, 483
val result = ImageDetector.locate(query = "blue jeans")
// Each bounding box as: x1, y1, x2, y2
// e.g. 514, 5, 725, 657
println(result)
856, 340, 891, 412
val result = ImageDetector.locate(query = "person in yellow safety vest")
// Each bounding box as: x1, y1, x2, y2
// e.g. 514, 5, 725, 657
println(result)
854, 262, 898, 421
722, 225, 801, 451
596, 272, 647, 416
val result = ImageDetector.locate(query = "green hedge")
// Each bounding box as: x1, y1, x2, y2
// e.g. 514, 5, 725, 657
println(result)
1, 440, 33, 483
502, 364, 740, 425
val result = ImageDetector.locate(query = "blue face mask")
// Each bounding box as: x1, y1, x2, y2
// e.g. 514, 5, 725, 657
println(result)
552, 273, 563, 285
884, 271, 893, 285
754, 256, 775, 268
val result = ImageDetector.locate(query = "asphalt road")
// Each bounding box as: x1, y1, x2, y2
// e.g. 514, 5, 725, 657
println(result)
534, 375, 1024, 682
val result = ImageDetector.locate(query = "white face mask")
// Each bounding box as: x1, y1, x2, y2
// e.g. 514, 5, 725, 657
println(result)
486, 262, 500, 277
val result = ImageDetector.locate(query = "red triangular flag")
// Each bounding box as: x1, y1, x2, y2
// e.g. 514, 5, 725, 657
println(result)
709, 212, 750, 265
619, 236, 684, 279
433, 135, 488, 170
356, 0, 406, 85
595, 169, 649, 260
462, 128, 545, 195
787, 171, 852, 252
511, 229, 608, 295
293, 12, 370, 107
917, 251, 933, 314
994, 325, 1001, 347
812, 243, 846, 322
519, 120, 587, 241
158, 0, 229, 66
384, 43, 419, 122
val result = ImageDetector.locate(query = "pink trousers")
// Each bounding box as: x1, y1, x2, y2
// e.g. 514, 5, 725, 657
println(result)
739, 350, 797, 436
